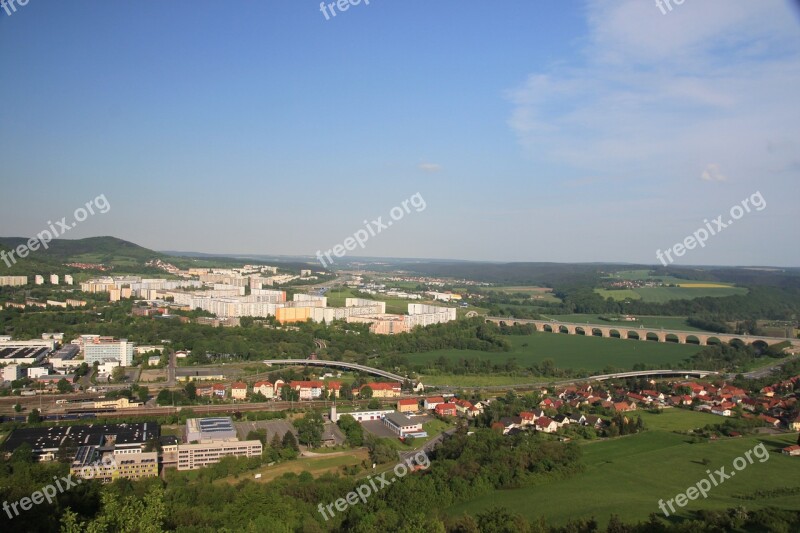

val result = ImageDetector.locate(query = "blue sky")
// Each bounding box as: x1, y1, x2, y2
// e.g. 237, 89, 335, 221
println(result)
1, 0, 799, 266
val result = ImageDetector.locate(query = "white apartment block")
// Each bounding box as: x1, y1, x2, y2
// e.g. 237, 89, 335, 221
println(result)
35, 275, 44, 285
64, 274, 74, 285
346, 298, 386, 314
50, 274, 59, 285
0, 276, 27, 287
84, 339, 134, 366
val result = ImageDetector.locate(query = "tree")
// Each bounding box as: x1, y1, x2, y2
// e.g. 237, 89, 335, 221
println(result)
111, 366, 127, 383
57, 378, 73, 394
360, 385, 373, 399
185, 381, 197, 401
294, 412, 324, 448
367, 398, 382, 410
282, 431, 299, 452
14, 402, 22, 412
136, 385, 149, 403
337, 414, 364, 447
27, 408, 41, 424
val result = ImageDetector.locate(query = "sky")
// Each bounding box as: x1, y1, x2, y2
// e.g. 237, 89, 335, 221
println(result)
1, 0, 799, 266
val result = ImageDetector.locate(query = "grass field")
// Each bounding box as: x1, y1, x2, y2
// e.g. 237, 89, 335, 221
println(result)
595, 288, 642, 301
218, 449, 369, 485
635, 409, 724, 432
485, 286, 562, 303
447, 430, 800, 527
634, 286, 747, 303
407, 332, 701, 374
600, 270, 748, 303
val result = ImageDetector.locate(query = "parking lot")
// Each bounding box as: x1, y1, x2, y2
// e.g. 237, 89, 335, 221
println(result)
234, 419, 296, 441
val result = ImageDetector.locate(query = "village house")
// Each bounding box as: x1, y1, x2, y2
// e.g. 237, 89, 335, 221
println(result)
231, 382, 248, 400
397, 399, 419, 414
253, 380, 274, 399
435, 403, 457, 417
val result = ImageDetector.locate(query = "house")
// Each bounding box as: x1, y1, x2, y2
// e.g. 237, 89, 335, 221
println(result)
326, 381, 342, 398
290, 380, 325, 400
253, 381, 274, 399
212, 384, 226, 398
757, 414, 781, 428
231, 382, 247, 400
711, 405, 732, 417
519, 411, 536, 426
553, 414, 570, 427
584, 415, 605, 429
498, 416, 522, 435
197, 385, 214, 398
613, 401, 636, 412
397, 399, 419, 414
534, 416, 558, 433
791, 415, 800, 432
424, 396, 446, 410
363, 382, 401, 398
452, 399, 480, 418
782, 445, 800, 456
435, 403, 457, 417
568, 413, 586, 425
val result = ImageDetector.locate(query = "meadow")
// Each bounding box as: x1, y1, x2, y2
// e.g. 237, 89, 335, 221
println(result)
447, 427, 800, 527
406, 331, 701, 374
599, 270, 747, 302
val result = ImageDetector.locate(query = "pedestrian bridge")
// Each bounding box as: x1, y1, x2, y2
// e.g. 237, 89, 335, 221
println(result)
486, 317, 799, 348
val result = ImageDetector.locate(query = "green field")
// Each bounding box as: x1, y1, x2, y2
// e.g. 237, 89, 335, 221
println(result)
447, 430, 800, 527
635, 408, 725, 432
595, 288, 641, 301
407, 332, 701, 374
600, 270, 747, 302
634, 286, 747, 302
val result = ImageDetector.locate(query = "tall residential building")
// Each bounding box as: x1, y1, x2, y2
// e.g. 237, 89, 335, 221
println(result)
35, 275, 44, 285
50, 274, 59, 285
0, 276, 27, 287
84, 338, 134, 366
64, 274, 74, 285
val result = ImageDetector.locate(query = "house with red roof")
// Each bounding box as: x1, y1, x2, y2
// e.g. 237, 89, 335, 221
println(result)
231, 382, 248, 400
424, 396, 446, 410
435, 403, 457, 417
253, 380, 274, 399
397, 399, 419, 414
534, 416, 558, 433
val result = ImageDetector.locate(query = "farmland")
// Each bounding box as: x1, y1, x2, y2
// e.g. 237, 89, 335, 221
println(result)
447, 430, 800, 527
405, 331, 701, 374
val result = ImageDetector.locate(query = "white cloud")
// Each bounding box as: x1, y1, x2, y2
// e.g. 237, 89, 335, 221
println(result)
701, 164, 727, 182
418, 162, 442, 173
506, 0, 800, 188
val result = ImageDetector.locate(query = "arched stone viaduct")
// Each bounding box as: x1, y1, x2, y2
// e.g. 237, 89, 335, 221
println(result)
486, 317, 800, 348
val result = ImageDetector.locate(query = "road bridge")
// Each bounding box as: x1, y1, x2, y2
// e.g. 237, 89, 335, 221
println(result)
263, 359, 407, 383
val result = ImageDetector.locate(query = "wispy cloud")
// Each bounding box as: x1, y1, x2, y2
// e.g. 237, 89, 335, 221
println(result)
418, 162, 442, 173
701, 163, 727, 182
506, 0, 800, 187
